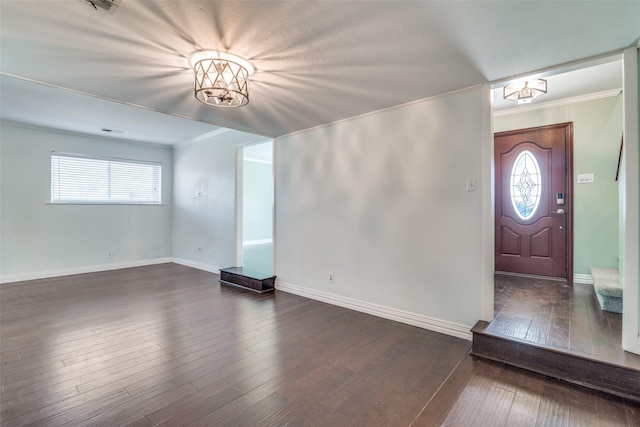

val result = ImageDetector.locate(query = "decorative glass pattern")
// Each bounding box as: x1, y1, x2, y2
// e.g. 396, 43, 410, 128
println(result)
510, 150, 541, 220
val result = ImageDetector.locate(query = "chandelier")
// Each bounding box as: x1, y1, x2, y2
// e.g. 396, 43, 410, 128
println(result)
192, 52, 252, 108
503, 79, 547, 104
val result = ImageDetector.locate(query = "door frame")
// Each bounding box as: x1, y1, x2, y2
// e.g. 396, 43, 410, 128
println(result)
235, 146, 244, 267
620, 46, 639, 354
234, 139, 276, 269
484, 47, 640, 355
494, 122, 574, 281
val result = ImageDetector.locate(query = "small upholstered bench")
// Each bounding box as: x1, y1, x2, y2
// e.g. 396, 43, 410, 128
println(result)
589, 267, 622, 314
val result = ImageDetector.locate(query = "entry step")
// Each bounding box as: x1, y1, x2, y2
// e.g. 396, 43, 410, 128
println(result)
471, 320, 640, 403
219, 267, 275, 293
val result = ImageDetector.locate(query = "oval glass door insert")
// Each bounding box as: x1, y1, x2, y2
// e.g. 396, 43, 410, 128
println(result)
510, 150, 542, 220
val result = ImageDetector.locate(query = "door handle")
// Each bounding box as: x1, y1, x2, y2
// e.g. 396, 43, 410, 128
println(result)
553, 209, 565, 215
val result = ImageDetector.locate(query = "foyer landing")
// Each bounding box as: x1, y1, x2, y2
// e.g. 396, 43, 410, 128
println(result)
472, 274, 640, 402
223, 242, 275, 293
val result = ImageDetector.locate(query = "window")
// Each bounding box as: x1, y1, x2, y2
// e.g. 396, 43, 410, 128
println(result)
510, 150, 541, 220
51, 153, 161, 204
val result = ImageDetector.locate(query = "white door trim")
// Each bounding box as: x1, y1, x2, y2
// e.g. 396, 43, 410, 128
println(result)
235, 146, 244, 267
481, 83, 495, 321
621, 46, 639, 355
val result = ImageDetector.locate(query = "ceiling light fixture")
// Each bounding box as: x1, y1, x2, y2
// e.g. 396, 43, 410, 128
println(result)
503, 79, 547, 104
191, 51, 252, 108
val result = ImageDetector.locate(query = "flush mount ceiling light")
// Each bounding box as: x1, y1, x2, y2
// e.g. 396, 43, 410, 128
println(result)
503, 79, 547, 104
190, 51, 253, 108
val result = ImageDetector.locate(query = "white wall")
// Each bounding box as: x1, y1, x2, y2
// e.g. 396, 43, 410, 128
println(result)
275, 87, 486, 332
172, 130, 266, 271
0, 123, 173, 281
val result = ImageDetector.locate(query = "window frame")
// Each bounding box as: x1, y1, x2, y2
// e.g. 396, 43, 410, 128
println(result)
50, 152, 162, 205
509, 149, 542, 221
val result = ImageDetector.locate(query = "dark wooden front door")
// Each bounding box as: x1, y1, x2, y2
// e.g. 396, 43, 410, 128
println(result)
495, 123, 573, 279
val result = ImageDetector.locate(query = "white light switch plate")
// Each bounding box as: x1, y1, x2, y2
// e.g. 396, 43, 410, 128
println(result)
577, 173, 594, 183
466, 177, 477, 191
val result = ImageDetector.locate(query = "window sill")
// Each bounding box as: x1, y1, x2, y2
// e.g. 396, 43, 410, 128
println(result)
47, 202, 165, 206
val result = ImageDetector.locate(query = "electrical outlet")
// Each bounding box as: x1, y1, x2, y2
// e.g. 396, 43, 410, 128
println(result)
107, 251, 113, 259
329, 273, 335, 283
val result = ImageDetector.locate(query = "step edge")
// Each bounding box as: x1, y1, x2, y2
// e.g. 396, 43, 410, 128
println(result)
470, 349, 640, 404
471, 326, 640, 372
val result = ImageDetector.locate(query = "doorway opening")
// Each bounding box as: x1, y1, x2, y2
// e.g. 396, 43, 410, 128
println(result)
489, 52, 639, 360
238, 140, 274, 275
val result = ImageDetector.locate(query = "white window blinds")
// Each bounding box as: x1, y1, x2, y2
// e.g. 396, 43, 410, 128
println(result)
51, 153, 161, 204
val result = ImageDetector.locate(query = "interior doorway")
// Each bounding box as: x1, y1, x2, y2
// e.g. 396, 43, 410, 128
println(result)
489, 50, 639, 356
239, 140, 274, 274
494, 123, 573, 280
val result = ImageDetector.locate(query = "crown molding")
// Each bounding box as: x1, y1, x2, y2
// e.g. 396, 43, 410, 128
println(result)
495, 89, 622, 117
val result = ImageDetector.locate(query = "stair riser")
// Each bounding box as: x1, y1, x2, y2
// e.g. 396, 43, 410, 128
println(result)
472, 332, 640, 403
219, 269, 275, 293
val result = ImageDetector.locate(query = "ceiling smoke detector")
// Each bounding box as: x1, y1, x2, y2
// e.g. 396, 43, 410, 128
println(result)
82, 0, 122, 14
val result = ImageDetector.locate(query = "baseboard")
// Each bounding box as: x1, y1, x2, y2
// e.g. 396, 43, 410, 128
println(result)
275, 280, 472, 341
573, 273, 594, 284
0, 258, 172, 284
495, 272, 593, 285
171, 258, 221, 274
243, 239, 272, 246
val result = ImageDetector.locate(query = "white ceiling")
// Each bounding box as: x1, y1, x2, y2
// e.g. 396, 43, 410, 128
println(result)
244, 140, 273, 163
1, 1, 638, 143
492, 58, 623, 113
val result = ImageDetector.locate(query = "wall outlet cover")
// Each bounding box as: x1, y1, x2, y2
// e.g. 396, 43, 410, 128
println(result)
577, 173, 595, 183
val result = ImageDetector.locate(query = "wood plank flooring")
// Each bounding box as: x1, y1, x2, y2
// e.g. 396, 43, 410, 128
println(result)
490, 274, 640, 369
1, 264, 638, 426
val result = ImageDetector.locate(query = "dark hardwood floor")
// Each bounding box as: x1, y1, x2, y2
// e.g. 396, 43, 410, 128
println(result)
490, 274, 640, 369
1, 264, 638, 426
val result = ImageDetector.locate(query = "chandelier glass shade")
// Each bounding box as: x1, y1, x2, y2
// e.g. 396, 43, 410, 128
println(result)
194, 58, 249, 107
503, 79, 547, 104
